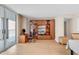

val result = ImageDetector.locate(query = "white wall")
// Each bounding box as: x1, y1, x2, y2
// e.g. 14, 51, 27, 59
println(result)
22, 17, 26, 29
22, 17, 30, 34
64, 17, 79, 39
18, 15, 30, 34
55, 16, 64, 42
66, 19, 72, 38
16, 15, 19, 43
17, 15, 30, 42
70, 17, 79, 33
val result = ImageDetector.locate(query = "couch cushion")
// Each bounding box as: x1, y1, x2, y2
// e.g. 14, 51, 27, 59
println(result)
72, 33, 79, 40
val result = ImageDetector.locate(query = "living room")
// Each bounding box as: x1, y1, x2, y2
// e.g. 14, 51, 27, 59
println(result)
0, 4, 79, 56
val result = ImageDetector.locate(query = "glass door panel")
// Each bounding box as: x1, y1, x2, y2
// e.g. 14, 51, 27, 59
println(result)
5, 19, 16, 49
8, 19, 15, 42
0, 17, 4, 52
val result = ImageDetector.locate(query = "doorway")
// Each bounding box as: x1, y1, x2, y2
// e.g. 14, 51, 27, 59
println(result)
64, 19, 72, 39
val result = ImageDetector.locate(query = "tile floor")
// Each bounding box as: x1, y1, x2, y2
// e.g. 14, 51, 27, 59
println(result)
1, 40, 70, 55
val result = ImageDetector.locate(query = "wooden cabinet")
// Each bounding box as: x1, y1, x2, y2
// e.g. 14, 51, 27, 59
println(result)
50, 20, 55, 39
19, 34, 28, 43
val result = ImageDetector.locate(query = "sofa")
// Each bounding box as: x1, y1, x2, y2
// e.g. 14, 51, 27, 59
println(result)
71, 33, 79, 40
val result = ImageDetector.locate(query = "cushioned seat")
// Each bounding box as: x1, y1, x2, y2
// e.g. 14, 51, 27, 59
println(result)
72, 33, 79, 40
59, 36, 68, 45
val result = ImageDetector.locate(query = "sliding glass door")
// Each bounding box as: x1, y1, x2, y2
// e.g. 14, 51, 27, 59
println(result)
0, 6, 5, 52
0, 6, 16, 53
8, 19, 15, 43
0, 17, 4, 52
0, 17, 16, 52
5, 18, 16, 49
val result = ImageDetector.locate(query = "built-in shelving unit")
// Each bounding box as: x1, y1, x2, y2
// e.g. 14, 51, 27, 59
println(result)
46, 20, 50, 35
30, 20, 55, 40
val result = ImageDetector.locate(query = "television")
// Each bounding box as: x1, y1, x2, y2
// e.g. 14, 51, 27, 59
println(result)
38, 26, 46, 35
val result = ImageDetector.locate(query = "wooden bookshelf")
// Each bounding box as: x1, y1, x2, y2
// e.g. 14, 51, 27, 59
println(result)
30, 20, 55, 40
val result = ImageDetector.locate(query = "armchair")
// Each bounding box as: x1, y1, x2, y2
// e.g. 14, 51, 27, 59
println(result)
59, 36, 68, 45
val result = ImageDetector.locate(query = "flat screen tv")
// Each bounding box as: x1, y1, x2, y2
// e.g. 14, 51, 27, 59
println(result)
38, 26, 46, 35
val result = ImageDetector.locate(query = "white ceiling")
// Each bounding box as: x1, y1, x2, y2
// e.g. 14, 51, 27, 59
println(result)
6, 4, 79, 18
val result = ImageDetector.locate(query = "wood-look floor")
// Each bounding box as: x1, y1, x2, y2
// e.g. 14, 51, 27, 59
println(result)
1, 40, 70, 55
